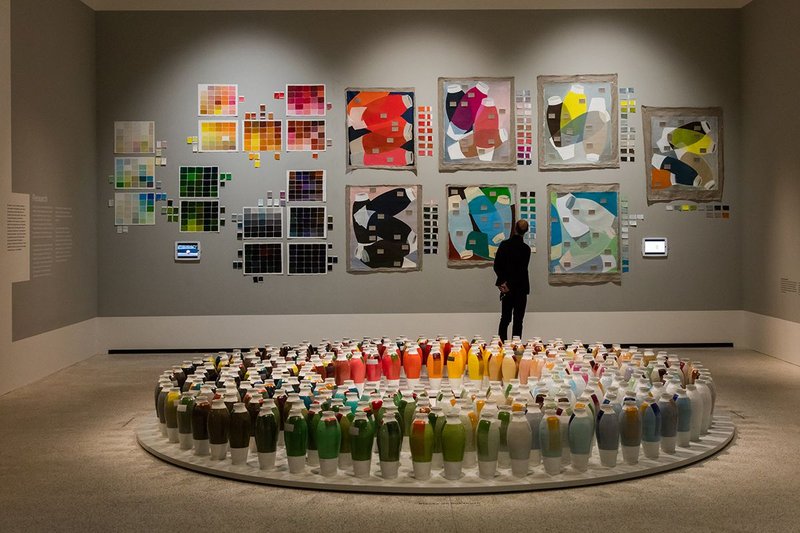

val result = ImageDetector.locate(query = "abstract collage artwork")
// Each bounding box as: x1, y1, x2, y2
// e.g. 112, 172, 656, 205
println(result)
548, 183, 620, 285
286, 120, 326, 152
243, 119, 282, 152
180, 200, 220, 232
446, 185, 516, 267
345, 88, 415, 172
114, 121, 155, 154
287, 170, 326, 202
114, 157, 155, 189
198, 84, 239, 116
538, 74, 619, 171
199, 120, 238, 152
288, 206, 327, 238
642, 106, 724, 204
438, 77, 515, 171
243, 242, 283, 275
179, 166, 219, 198
115, 192, 155, 226
286, 84, 326, 116
345, 185, 421, 272
288, 242, 328, 275
242, 207, 283, 239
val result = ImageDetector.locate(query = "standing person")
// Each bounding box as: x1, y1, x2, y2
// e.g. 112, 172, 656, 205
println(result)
493, 220, 531, 342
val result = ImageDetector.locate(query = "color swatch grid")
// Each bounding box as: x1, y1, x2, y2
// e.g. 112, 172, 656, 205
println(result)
115, 192, 155, 225
198, 84, 238, 117
288, 206, 327, 238
285, 84, 326, 116
422, 201, 439, 254
179, 166, 219, 198
519, 191, 536, 252
516, 89, 533, 166
243, 207, 283, 239
199, 120, 238, 152
287, 170, 326, 202
115, 157, 155, 189
620, 87, 637, 163
114, 121, 155, 154
243, 242, 283, 275
288, 242, 327, 275
286, 120, 326, 152
243, 119, 282, 152
180, 200, 220, 232
416, 105, 433, 157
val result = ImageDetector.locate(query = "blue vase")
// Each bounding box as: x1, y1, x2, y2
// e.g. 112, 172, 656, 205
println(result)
657, 393, 678, 454
595, 404, 619, 467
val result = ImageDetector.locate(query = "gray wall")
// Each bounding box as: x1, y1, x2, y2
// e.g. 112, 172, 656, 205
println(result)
11, 0, 97, 340
741, 0, 800, 323
95, 9, 743, 317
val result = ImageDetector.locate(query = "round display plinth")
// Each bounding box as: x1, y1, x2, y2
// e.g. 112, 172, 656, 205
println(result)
137, 415, 734, 494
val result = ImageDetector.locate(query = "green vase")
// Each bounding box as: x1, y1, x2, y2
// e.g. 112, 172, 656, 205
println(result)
430, 407, 446, 469
496, 405, 512, 468
229, 402, 251, 465
164, 387, 182, 443
377, 411, 402, 479
255, 402, 279, 470
306, 402, 322, 467
207, 399, 230, 460
476, 410, 500, 479
284, 405, 308, 474
191, 396, 211, 456
316, 411, 342, 477
176, 393, 195, 450
350, 411, 375, 478
338, 411, 354, 469
442, 413, 466, 480
410, 413, 434, 480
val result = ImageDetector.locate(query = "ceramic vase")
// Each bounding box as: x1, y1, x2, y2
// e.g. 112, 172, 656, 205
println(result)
497, 406, 512, 468
460, 407, 478, 468
640, 400, 662, 459
675, 388, 692, 448
539, 408, 562, 475
410, 413, 434, 480
525, 405, 543, 466
657, 393, 678, 454
619, 399, 642, 465
349, 354, 366, 393
350, 411, 376, 478
431, 408, 446, 469
685, 384, 704, 442
695, 378, 714, 435
377, 411, 402, 479
255, 402, 279, 470
595, 404, 620, 467
191, 396, 211, 456
403, 346, 423, 389
568, 404, 594, 472
284, 405, 309, 474
316, 411, 341, 477
446, 351, 465, 391
306, 404, 322, 467
337, 410, 354, 469
441, 413, 466, 480
164, 387, 182, 443
507, 411, 532, 477
518, 352, 533, 385
207, 399, 230, 461
426, 351, 444, 390
246, 396, 262, 452
229, 402, 251, 465
176, 394, 195, 450
476, 410, 500, 479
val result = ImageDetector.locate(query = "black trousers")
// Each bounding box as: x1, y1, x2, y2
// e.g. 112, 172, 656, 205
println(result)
499, 291, 527, 342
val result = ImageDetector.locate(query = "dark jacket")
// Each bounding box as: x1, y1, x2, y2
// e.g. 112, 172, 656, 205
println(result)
493, 234, 531, 294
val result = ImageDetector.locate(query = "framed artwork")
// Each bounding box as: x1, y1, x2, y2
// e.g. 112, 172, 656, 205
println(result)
446, 184, 516, 267
537, 74, 619, 170
642, 106, 724, 204
547, 183, 620, 285
346, 185, 422, 273
345, 88, 415, 172
438, 77, 515, 171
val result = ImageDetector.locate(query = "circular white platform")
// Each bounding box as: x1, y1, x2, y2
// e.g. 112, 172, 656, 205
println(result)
137, 415, 735, 494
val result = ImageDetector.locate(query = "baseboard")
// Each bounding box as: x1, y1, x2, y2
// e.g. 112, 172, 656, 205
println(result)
740, 311, 800, 366
97, 310, 743, 353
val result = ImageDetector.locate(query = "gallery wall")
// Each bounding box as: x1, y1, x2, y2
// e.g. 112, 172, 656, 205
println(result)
741, 0, 800, 324
10, 0, 98, 340
93, 9, 742, 320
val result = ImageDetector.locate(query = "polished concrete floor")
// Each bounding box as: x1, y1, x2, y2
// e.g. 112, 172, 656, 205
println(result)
0, 348, 797, 532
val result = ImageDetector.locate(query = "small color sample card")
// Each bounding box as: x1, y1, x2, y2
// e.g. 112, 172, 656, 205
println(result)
243, 119, 282, 152
179, 166, 219, 198
286, 84, 326, 116
198, 84, 239, 116
288, 242, 327, 275
199, 120, 238, 152
286, 119, 326, 152
180, 200, 220, 232
114, 121, 155, 154
287, 170, 326, 202
243, 242, 283, 275
114, 157, 155, 189
115, 192, 155, 225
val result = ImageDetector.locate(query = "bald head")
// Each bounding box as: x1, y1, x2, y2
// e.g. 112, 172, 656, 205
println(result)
514, 219, 529, 236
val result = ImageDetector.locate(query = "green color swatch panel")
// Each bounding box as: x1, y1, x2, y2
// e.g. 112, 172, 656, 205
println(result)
179, 166, 219, 198
180, 200, 220, 232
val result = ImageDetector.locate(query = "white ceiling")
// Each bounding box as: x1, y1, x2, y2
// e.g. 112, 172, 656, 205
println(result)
81, 0, 753, 11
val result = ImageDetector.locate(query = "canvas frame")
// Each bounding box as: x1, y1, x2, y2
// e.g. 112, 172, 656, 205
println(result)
438, 77, 516, 172
642, 106, 724, 205
345, 87, 417, 174
547, 182, 620, 285
537, 74, 619, 171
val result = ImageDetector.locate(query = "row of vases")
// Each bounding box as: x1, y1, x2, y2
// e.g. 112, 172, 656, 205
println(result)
155, 355, 716, 480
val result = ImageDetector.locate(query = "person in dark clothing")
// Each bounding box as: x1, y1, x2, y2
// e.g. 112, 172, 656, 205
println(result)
493, 219, 531, 342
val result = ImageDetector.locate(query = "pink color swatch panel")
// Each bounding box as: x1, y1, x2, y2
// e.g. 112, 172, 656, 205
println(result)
286, 120, 326, 152
286, 84, 326, 116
